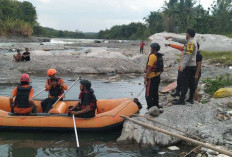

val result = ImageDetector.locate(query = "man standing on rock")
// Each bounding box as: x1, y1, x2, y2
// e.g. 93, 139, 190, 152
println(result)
165, 29, 197, 105
140, 41, 146, 54
144, 43, 163, 109
41, 68, 68, 112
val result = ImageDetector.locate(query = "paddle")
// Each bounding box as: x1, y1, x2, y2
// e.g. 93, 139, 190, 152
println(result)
52, 77, 81, 107
33, 88, 45, 98
135, 86, 145, 99
72, 115, 80, 153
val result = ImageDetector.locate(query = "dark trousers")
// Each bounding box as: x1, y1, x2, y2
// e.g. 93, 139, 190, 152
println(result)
179, 66, 196, 101
140, 47, 144, 54
41, 97, 58, 113
176, 70, 183, 93
194, 72, 201, 90
72, 106, 95, 118
145, 75, 160, 109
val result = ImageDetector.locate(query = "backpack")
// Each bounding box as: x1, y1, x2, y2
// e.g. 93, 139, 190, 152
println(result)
155, 52, 164, 73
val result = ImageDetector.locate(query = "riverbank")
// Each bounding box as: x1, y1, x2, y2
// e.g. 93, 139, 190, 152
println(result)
1, 33, 232, 156
1, 33, 232, 85
0, 36, 50, 43
116, 33, 232, 156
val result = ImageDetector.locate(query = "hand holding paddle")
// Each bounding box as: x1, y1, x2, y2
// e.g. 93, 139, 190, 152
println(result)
52, 77, 81, 107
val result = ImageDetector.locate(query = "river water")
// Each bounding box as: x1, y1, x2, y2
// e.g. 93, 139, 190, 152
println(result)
0, 39, 190, 157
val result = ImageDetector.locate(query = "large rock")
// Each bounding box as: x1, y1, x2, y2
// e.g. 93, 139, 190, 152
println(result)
117, 98, 232, 149
149, 32, 232, 52
1, 32, 232, 85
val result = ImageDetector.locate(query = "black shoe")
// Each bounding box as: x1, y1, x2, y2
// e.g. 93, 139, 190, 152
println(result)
186, 99, 194, 104
173, 99, 186, 105
171, 91, 180, 97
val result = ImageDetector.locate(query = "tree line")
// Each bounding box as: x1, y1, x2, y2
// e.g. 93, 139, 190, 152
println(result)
98, 0, 232, 39
0, 0, 36, 36
0, 0, 231, 39
0, 0, 97, 38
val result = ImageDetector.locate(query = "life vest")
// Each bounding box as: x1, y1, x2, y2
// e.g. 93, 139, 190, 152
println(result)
47, 78, 64, 97
146, 52, 164, 73
15, 86, 32, 108
78, 89, 97, 111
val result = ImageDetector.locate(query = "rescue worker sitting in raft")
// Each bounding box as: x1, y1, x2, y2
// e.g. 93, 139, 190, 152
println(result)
9, 73, 37, 115
69, 79, 97, 118
41, 68, 68, 113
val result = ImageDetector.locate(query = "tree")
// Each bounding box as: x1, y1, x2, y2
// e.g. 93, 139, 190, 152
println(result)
144, 11, 164, 34
210, 0, 232, 34
20, 1, 37, 25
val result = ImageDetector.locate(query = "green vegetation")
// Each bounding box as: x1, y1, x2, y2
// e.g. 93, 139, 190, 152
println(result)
0, 0, 36, 37
0, 18, 33, 36
1, 0, 232, 39
33, 26, 98, 39
226, 34, 232, 38
99, 0, 232, 39
98, 22, 148, 40
203, 74, 232, 95
201, 51, 232, 66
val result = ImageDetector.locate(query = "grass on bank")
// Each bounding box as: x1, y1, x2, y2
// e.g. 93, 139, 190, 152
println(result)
175, 50, 232, 66
203, 74, 232, 95
0, 19, 33, 37
201, 51, 232, 66
226, 34, 232, 38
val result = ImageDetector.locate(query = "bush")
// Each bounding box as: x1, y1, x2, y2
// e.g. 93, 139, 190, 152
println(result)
0, 19, 33, 37
203, 74, 232, 95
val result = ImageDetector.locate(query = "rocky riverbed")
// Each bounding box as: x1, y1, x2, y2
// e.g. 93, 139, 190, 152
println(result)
117, 33, 232, 156
1, 33, 232, 155
1, 33, 232, 85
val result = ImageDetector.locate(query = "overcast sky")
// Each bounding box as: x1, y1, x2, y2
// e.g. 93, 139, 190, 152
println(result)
18, 0, 214, 32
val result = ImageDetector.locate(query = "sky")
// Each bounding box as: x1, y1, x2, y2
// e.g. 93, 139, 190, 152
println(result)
18, 0, 214, 32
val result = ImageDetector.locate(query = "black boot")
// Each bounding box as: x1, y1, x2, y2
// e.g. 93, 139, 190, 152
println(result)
173, 99, 185, 105
186, 93, 194, 104
186, 98, 194, 104
171, 91, 180, 97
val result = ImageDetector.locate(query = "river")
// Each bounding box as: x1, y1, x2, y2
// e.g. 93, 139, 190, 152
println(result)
0, 38, 191, 157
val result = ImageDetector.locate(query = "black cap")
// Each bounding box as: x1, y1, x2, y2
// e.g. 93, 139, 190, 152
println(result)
187, 29, 195, 37
150, 43, 160, 51
80, 79, 91, 89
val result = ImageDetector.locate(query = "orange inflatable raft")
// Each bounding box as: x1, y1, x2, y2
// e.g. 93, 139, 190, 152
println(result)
0, 96, 139, 131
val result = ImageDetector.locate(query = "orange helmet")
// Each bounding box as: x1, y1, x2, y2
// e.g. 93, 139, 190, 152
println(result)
20, 73, 30, 82
47, 68, 57, 76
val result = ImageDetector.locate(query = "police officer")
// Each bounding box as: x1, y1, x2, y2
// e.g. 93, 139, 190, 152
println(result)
144, 43, 163, 109
166, 29, 197, 105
